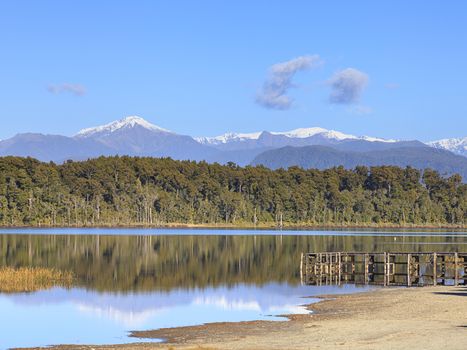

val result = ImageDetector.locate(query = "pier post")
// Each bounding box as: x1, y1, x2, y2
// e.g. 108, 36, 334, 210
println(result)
384, 252, 389, 286
407, 253, 412, 287
338, 252, 341, 285
364, 253, 369, 284
300, 253, 304, 285
433, 253, 437, 286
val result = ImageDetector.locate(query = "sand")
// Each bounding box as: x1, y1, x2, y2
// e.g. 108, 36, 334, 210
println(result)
18, 286, 467, 350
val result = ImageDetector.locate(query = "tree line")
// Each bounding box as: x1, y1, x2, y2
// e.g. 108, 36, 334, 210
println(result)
0, 156, 465, 227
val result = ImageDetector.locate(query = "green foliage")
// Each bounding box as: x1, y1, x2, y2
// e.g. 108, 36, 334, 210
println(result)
0, 156, 465, 226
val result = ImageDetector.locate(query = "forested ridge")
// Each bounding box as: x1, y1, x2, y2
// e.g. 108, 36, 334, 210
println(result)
0, 156, 465, 227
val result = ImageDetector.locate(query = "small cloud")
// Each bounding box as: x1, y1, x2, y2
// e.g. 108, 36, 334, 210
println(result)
349, 105, 373, 115
385, 83, 400, 90
256, 55, 322, 110
328, 68, 368, 104
47, 83, 86, 96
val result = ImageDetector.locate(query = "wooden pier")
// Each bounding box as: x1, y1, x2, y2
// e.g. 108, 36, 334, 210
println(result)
300, 252, 467, 287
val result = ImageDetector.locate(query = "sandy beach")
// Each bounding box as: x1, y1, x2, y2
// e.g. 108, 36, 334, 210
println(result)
19, 285, 467, 350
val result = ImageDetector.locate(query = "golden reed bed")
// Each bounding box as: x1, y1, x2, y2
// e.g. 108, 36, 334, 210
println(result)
0, 267, 74, 293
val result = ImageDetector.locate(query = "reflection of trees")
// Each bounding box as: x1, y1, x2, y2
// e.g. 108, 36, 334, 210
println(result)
0, 235, 464, 292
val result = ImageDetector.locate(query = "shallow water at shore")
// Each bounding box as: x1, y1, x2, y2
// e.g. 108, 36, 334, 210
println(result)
0, 227, 466, 236
0, 230, 466, 349
0, 283, 372, 349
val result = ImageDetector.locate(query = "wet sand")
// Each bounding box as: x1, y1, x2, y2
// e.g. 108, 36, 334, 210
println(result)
20, 286, 467, 350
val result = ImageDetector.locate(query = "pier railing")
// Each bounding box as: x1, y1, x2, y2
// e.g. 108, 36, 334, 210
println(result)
300, 252, 467, 287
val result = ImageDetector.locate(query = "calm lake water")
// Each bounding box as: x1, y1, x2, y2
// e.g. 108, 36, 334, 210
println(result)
0, 229, 466, 349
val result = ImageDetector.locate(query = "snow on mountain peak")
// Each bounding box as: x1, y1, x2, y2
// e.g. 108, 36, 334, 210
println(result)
195, 132, 262, 145
427, 137, 467, 156
74, 116, 399, 146
197, 126, 397, 145
271, 127, 354, 140
75, 116, 171, 137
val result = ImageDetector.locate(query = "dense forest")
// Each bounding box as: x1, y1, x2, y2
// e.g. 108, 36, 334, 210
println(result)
0, 156, 465, 227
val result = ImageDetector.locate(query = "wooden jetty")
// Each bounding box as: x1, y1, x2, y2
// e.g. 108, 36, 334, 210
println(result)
300, 252, 467, 287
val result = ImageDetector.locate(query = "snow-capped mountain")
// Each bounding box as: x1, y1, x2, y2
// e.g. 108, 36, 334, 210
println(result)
73, 116, 215, 160
195, 126, 401, 156
75, 116, 172, 138
271, 127, 397, 143
196, 127, 397, 146
0, 116, 465, 178
427, 137, 467, 157
195, 132, 262, 145
0, 116, 216, 162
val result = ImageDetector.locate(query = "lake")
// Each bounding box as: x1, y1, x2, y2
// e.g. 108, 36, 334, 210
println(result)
0, 229, 466, 349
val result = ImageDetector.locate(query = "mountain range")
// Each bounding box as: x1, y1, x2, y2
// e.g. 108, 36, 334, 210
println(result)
0, 116, 466, 178
251, 145, 467, 178
427, 137, 467, 157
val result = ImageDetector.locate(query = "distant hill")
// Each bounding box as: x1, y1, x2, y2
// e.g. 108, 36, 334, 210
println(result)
0, 133, 115, 162
251, 145, 467, 179
0, 116, 465, 174
0, 116, 218, 163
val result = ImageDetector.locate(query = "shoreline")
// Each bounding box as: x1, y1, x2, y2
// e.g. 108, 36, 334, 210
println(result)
0, 222, 466, 230
18, 285, 467, 350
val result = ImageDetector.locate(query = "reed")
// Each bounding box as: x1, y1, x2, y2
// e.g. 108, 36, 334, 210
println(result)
0, 267, 74, 293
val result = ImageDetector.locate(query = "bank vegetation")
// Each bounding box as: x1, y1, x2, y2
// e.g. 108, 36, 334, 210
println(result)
0, 156, 465, 227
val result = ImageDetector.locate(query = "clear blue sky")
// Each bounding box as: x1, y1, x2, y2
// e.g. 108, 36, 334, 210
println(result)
1, 1, 466, 141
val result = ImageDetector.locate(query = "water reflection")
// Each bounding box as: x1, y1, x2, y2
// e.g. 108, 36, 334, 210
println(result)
0, 232, 466, 349
0, 283, 370, 349
1, 233, 466, 292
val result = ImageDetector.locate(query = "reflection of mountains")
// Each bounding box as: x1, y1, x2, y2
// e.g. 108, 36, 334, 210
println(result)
7, 283, 325, 327
1, 234, 465, 292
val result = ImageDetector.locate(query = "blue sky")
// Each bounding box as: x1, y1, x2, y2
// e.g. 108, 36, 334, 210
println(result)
0, 1, 466, 141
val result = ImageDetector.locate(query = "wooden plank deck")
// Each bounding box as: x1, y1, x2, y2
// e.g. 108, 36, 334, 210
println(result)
301, 252, 467, 287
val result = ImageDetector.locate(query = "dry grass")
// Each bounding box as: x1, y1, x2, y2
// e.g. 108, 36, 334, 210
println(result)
0, 267, 74, 293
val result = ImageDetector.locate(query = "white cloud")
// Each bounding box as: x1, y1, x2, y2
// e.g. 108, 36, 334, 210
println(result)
328, 68, 368, 104
256, 55, 322, 110
47, 83, 86, 96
